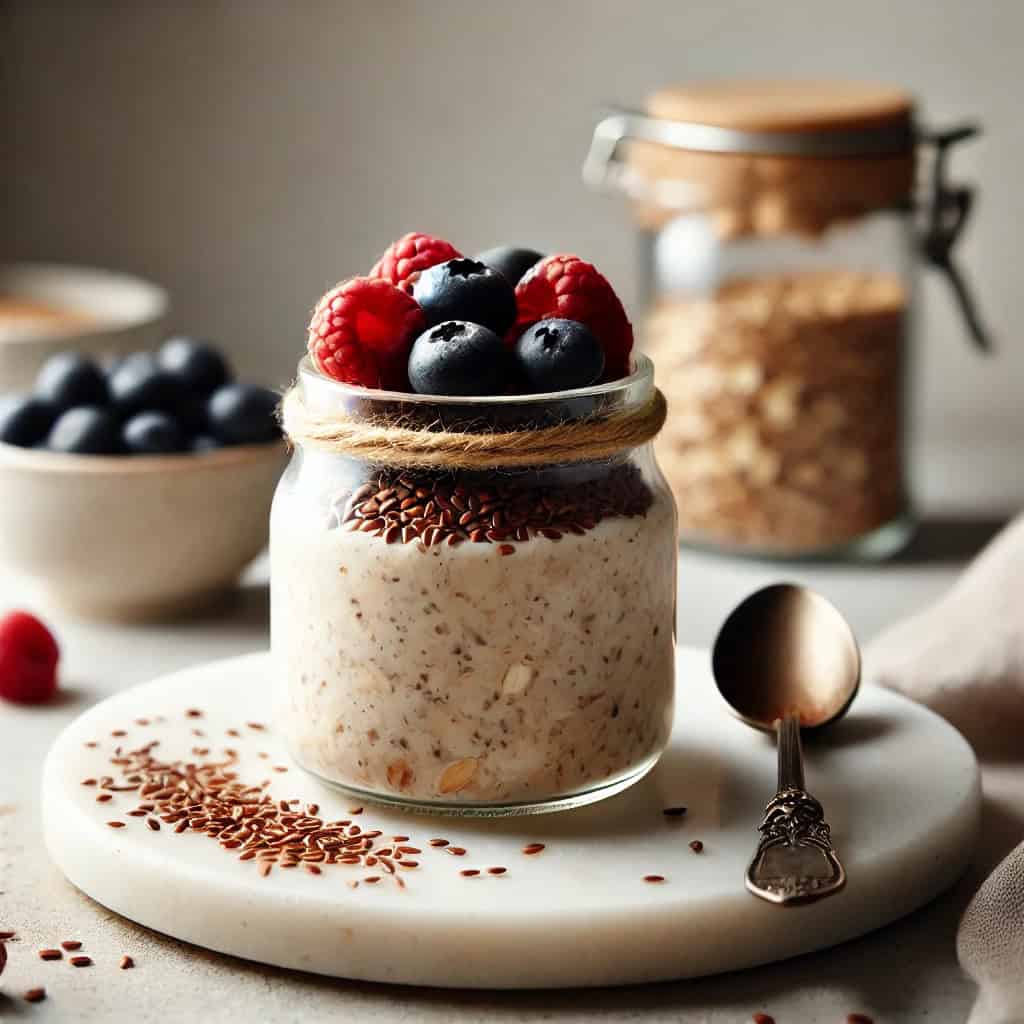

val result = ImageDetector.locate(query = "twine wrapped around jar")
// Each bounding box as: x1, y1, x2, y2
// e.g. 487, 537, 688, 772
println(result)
279, 385, 668, 470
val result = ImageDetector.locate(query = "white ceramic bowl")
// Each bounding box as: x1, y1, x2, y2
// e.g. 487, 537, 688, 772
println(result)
0, 263, 168, 391
0, 441, 286, 621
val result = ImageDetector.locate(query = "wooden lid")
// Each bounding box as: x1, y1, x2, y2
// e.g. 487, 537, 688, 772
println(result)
646, 80, 914, 136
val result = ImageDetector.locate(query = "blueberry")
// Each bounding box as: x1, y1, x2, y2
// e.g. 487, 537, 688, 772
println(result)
122, 412, 185, 455
0, 395, 58, 447
108, 353, 189, 417
408, 321, 510, 396
35, 352, 108, 410
207, 384, 281, 445
47, 407, 121, 455
191, 434, 221, 453
514, 318, 605, 393
176, 395, 209, 436
158, 336, 231, 397
412, 258, 517, 335
475, 246, 543, 286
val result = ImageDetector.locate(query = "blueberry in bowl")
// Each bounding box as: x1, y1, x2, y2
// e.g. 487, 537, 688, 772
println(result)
0, 339, 286, 620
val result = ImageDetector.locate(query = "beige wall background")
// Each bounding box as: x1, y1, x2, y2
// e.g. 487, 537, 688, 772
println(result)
5, 0, 1022, 507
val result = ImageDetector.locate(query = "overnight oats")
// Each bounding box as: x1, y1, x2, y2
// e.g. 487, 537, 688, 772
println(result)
273, 234, 677, 813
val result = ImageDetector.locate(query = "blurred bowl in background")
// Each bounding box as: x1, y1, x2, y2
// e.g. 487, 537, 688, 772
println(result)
0, 441, 286, 621
0, 263, 168, 390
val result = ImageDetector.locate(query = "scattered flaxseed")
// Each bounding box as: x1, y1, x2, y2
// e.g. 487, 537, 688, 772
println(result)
81, 778, 97, 787
111, 730, 126, 737
428, 838, 449, 847
306, 864, 322, 876
38, 949, 62, 961
23, 987, 46, 1003
61, 941, 81, 951
84, 741, 98, 748
486, 867, 507, 876
689, 840, 704, 853
119, 955, 134, 970
643, 875, 665, 884
185, 709, 202, 718
135, 718, 150, 726
498, 544, 516, 556
460, 869, 480, 877
662, 806, 688, 818
106, 821, 125, 829
258, 862, 272, 878
146, 818, 161, 831
247, 722, 266, 731
399, 861, 419, 870
446, 846, 467, 856
69, 955, 92, 967
96, 793, 112, 803
272, 766, 288, 773
397, 846, 421, 855
348, 806, 364, 815
522, 843, 545, 856
364, 876, 381, 884
391, 835, 409, 842
226, 729, 240, 738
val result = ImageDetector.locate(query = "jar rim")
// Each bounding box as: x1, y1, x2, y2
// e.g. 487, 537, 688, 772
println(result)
297, 353, 654, 409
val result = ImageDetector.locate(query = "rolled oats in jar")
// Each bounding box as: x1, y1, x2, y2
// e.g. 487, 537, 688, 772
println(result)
585, 80, 988, 558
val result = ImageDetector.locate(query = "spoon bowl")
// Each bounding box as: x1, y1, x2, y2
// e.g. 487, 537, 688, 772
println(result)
713, 583, 861, 733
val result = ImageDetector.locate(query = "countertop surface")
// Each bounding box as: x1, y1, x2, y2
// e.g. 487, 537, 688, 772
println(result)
1, 519, 1020, 1023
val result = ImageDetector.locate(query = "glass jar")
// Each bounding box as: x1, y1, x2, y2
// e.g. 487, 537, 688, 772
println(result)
271, 355, 677, 815
585, 81, 987, 559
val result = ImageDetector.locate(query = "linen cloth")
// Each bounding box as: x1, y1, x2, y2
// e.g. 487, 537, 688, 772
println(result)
868, 514, 1024, 1024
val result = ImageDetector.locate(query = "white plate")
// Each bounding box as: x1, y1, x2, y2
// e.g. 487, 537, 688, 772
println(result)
42, 647, 980, 988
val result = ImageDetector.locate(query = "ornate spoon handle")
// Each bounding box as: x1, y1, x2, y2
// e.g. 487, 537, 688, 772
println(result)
745, 713, 846, 905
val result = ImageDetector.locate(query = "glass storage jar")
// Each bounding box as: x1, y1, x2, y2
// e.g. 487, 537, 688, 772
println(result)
585, 80, 987, 559
272, 355, 676, 815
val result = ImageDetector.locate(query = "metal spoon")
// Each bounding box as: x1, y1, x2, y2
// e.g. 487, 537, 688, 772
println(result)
712, 583, 861, 906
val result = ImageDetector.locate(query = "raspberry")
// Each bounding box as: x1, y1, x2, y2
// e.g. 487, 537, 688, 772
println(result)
370, 232, 462, 294
307, 277, 426, 389
0, 611, 59, 705
513, 255, 634, 380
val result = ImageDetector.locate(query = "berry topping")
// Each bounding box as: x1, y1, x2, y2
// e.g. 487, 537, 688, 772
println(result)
122, 411, 186, 455
408, 321, 510, 396
513, 255, 634, 380
370, 232, 462, 294
307, 277, 426, 389
207, 383, 281, 445
158, 337, 230, 397
108, 353, 190, 417
475, 246, 544, 286
0, 395, 58, 448
47, 407, 121, 455
514, 318, 605, 393
413, 258, 517, 336
35, 352, 107, 410
0, 610, 59, 705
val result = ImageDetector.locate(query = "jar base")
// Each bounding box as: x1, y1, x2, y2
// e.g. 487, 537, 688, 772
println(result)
678, 511, 916, 563
287, 751, 663, 818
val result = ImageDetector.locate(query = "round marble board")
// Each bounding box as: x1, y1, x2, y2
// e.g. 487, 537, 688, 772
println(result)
42, 646, 980, 989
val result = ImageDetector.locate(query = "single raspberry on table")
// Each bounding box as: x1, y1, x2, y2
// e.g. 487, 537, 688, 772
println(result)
370, 232, 462, 294
0, 611, 60, 705
307, 277, 426, 389
513, 255, 634, 380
